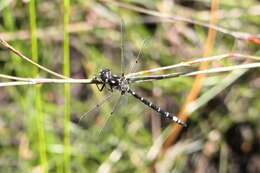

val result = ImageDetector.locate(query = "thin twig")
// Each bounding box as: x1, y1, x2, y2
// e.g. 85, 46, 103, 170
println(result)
0, 77, 97, 87
183, 62, 260, 77
0, 74, 33, 81
1, 55, 260, 87
128, 62, 260, 83
0, 81, 36, 87
126, 53, 260, 77
2, 61, 259, 87
0, 38, 68, 79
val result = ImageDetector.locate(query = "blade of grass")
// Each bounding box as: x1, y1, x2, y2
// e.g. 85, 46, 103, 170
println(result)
2, 4, 25, 114
29, 0, 48, 172
63, 0, 71, 172
2, 5, 22, 70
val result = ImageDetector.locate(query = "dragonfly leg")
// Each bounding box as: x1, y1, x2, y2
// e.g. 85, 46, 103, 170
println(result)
96, 83, 105, 92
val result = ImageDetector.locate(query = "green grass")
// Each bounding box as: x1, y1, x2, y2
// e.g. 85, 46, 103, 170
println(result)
63, 0, 71, 172
29, 0, 48, 172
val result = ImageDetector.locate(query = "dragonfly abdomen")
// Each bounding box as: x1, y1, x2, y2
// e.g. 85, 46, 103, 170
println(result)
127, 89, 187, 127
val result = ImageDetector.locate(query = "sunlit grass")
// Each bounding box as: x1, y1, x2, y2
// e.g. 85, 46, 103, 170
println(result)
29, 0, 48, 172
63, 0, 71, 172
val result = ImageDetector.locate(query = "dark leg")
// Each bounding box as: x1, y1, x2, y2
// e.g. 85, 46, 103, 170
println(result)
96, 83, 105, 92
110, 85, 113, 91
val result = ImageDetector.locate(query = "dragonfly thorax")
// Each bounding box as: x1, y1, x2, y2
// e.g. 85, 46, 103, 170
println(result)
98, 68, 129, 93
119, 77, 129, 93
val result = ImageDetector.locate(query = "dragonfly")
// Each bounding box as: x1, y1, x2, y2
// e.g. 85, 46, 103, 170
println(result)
82, 21, 187, 128
92, 68, 187, 127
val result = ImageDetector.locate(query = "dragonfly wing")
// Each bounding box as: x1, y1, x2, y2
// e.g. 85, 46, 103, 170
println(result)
97, 92, 126, 135
78, 93, 113, 123
128, 38, 150, 74
120, 19, 127, 76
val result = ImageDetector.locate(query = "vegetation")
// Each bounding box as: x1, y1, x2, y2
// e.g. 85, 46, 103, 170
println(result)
0, 0, 259, 172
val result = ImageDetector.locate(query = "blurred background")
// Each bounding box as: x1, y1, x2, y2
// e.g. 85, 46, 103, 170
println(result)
0, 0, 259, 172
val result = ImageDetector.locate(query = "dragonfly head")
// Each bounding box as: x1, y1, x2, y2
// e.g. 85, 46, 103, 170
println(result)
99, 68, 112, 83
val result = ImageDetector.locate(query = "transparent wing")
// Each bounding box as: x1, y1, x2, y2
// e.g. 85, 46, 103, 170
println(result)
120, 19, 126, 76
119, 19, 150, 76
128, 38, 150, 74
120, 93, 128, 111
110, 94, 124, 115
97, 92, 127, 135
78, 93, 113, 123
